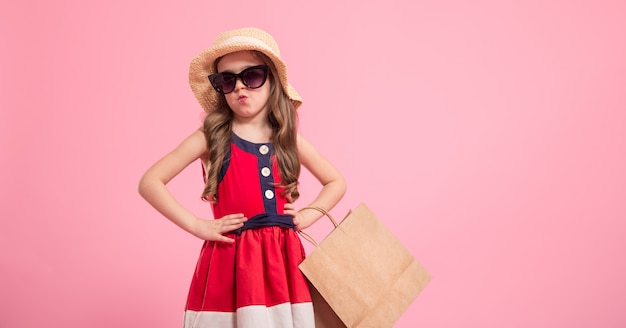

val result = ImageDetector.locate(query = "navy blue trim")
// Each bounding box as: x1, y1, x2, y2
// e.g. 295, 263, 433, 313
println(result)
232, 213, 295, 235
230, 133, 277, 214
231, 133, 274, 155
258, 150, 277, 214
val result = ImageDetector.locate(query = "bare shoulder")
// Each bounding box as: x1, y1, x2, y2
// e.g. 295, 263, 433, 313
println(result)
159, 128, 209, 167
140, 128, 208, 184
296, 132, 317, 162
296, 132, 326, 167
183, 129, 208, 149
177, 129, 208, 161
296, 132, 344, 186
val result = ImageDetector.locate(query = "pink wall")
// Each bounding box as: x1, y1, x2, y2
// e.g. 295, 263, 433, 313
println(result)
2, 0, 625, 327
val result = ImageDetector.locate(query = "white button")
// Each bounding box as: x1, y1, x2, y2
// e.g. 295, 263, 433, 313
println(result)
261, 167, 271, 177
265, 190, 274, 199
259, 145, 269, 155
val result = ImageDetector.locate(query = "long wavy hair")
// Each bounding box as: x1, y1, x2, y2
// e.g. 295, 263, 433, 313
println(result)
201, 51, 300, 202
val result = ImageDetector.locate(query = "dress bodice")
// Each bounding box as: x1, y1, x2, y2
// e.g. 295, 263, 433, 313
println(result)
210, 133, 288, 221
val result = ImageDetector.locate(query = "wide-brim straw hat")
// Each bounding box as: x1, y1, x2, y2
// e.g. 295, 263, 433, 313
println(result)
189, 27, 302, 113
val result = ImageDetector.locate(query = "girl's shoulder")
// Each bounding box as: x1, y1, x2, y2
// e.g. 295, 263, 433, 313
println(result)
177, 128, 209, 161
296, 132, 320, 158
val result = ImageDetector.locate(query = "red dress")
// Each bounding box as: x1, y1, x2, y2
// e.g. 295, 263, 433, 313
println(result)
183, 133, 314, 328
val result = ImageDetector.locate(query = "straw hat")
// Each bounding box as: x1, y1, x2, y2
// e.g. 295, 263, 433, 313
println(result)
189, 27, 302, 113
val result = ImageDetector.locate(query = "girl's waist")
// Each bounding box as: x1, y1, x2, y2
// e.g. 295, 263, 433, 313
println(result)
231, 213, 295, 235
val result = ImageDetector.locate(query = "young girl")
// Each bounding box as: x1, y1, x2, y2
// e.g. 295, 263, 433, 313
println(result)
138, 27, 346, 328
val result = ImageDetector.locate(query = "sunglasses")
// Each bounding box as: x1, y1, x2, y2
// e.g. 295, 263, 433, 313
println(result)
208, 65, 269, 94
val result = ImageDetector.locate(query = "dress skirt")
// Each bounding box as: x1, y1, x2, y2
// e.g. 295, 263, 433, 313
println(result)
182, 226, 314, 328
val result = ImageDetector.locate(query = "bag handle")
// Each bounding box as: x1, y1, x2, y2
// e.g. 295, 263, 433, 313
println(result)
297, 206, 339, 247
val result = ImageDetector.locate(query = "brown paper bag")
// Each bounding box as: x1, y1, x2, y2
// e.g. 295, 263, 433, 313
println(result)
299, 203, 431, 328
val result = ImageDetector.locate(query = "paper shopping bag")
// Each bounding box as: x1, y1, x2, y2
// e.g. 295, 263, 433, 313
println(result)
299, 203, 431, 328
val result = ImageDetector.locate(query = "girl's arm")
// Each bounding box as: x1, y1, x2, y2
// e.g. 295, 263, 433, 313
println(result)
288, 133, 347, 230
137, 129, 247, 242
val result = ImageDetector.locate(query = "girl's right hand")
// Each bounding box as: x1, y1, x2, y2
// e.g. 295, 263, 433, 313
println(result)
191, 213, 247, 242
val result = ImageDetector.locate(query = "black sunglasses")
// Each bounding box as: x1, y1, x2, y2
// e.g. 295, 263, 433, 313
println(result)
208, 65, 269, 94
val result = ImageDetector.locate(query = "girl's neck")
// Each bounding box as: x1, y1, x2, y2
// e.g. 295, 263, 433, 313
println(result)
232, 121, 272, 143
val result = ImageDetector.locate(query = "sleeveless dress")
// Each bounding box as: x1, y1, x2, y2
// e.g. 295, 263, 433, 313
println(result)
182, 133, 314, 328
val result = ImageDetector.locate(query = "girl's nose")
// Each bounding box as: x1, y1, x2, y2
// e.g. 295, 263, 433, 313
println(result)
233, 77, 247, 91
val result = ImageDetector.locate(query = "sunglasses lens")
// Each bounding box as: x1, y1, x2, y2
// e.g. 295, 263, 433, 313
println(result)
208, 65, 268, 94
242, 67, 267, 89
209, 74, 236, 94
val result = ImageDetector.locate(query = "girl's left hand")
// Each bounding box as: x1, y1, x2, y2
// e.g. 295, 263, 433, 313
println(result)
284, 203, 315, 230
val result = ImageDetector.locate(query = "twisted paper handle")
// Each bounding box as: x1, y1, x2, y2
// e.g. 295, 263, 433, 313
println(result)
297, 206, 339, 247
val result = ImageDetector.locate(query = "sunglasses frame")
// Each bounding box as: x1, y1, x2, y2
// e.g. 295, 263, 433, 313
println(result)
208, 65, 269, 94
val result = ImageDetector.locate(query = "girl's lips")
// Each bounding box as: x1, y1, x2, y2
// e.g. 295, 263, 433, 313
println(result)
238, 95, 248, 104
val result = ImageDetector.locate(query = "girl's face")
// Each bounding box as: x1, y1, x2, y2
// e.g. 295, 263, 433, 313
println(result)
216, 51, 271, 123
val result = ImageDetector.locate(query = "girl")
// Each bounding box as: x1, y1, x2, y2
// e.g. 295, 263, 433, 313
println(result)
138, 27, 346, 328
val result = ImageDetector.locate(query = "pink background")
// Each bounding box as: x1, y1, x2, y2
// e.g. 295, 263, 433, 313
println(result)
2, 0, 625, 327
